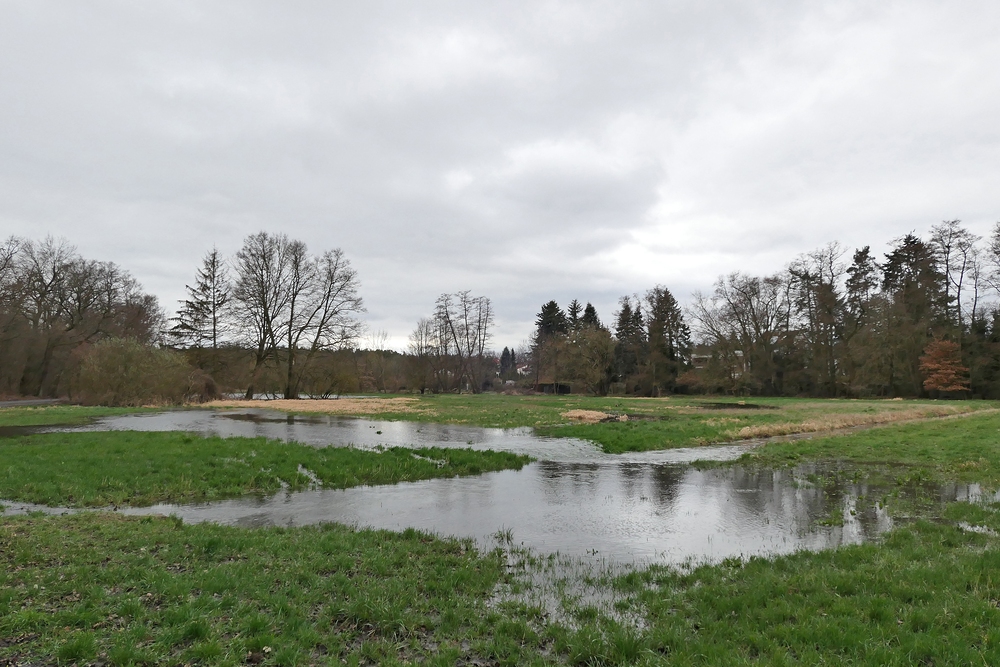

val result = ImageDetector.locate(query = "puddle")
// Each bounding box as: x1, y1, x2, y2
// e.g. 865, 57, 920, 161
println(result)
4, 408, 989, 566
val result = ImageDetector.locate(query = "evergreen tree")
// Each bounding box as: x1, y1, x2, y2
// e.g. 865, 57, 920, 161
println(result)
581, 302, 601, 328
499, 347, 513, 378
644, 285, 691, 393
536, 301, 569, 336
170, 247, 230, 349
613, 296, 646, 387
567, 299, 583, 330
845, 246, 879, 324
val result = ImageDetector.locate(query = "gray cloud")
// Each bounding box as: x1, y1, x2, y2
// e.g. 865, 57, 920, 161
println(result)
2, 1, 998, 348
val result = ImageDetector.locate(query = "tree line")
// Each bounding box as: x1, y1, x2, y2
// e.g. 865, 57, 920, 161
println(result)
526, 221, 1000, 398
527, 289, 690, 396
5, 219, 999, 402
690, 221, 1000, 397
169, 231, 364, 399
0, 236, 162, 398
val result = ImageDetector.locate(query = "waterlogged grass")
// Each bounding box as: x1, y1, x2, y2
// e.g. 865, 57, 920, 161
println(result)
4, 397, 990, 454
592, 513, 1000, 665
738, 409, 1000, 485
0, 513, 522, 666
0, 405, 149, 427
6, 508, 1000, 664
0, 431, 531, 507
347, 394, 990, 453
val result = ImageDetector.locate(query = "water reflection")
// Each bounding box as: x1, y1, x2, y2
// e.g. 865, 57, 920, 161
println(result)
5, 408, 987, 565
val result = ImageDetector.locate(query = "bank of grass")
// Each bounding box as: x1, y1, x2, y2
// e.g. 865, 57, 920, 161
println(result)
0, 404, 149, 427
735, 409, 1000, 486
277, 394, 990, 453
0, 431, 531, 507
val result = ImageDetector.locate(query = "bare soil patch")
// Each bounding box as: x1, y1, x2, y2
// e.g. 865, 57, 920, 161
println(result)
204, 397, 433, 416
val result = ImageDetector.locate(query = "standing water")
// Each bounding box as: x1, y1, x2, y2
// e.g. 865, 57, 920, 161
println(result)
5, 408, 977, 565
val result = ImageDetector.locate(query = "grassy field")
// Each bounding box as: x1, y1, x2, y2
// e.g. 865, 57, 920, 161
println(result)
4, 400, 1000, 663
733, 409, 1000, 486
0, 431, 531, 507
0, 513, 523, 666
211, 394, 995, 453
4, 504, 1000, 664
0, 404, 151, 428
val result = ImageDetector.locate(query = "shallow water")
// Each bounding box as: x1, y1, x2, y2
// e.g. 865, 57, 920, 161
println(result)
5, 408, 986, 565
58, 408, 750, 464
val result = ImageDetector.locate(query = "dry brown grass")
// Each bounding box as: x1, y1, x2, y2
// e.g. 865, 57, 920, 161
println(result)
703, 417, 741, 427
721, 404, 978, 440
204, 397, 433, 416
561, 409, 611, 423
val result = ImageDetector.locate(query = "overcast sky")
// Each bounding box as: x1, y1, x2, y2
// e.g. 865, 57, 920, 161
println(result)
2, 1, 999, 349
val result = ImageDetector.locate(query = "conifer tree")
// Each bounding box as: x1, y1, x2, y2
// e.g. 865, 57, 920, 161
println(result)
567, 299, 582, 330
581, 302, 601, 328
171, 247, 230, 349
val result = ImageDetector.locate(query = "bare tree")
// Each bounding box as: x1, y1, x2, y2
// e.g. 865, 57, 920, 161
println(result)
0, 237, 162, 396
930, 219, 980, 334
787, 243, 846, 395
232, 233, 364, 399
433, 291, 494, 393
690, 272, 790, 394
232, 232, 293, 398
407, 318, 439, 393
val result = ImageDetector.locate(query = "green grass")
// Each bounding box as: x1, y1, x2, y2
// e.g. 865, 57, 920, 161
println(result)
4, 411, 1000, 663
0, 513, 526, 666
6, 505, 1000, 664
0, 404, 149, 427
736, 409, 1000, 485
0, 431, 531, 507
262, 393, 996, 453
595, 512, 1000, 665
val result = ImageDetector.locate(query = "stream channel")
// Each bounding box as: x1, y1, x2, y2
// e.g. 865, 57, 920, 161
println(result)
3, 408, 991, 566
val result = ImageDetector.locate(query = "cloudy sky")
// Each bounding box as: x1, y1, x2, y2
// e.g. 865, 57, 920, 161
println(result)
2, 1, 999, 349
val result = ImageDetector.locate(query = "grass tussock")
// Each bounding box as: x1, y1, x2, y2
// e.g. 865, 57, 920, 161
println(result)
560, 409, 610, 423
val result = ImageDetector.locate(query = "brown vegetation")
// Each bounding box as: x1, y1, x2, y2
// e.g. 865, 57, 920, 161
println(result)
721, 404, 976, 440
920, 339, 971, 393
75, 338, 203, 406
206, 396, 432, 416
560, 409, 611, 423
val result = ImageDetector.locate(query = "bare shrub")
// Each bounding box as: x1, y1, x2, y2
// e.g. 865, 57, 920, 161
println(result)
75, 338, 199, 406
